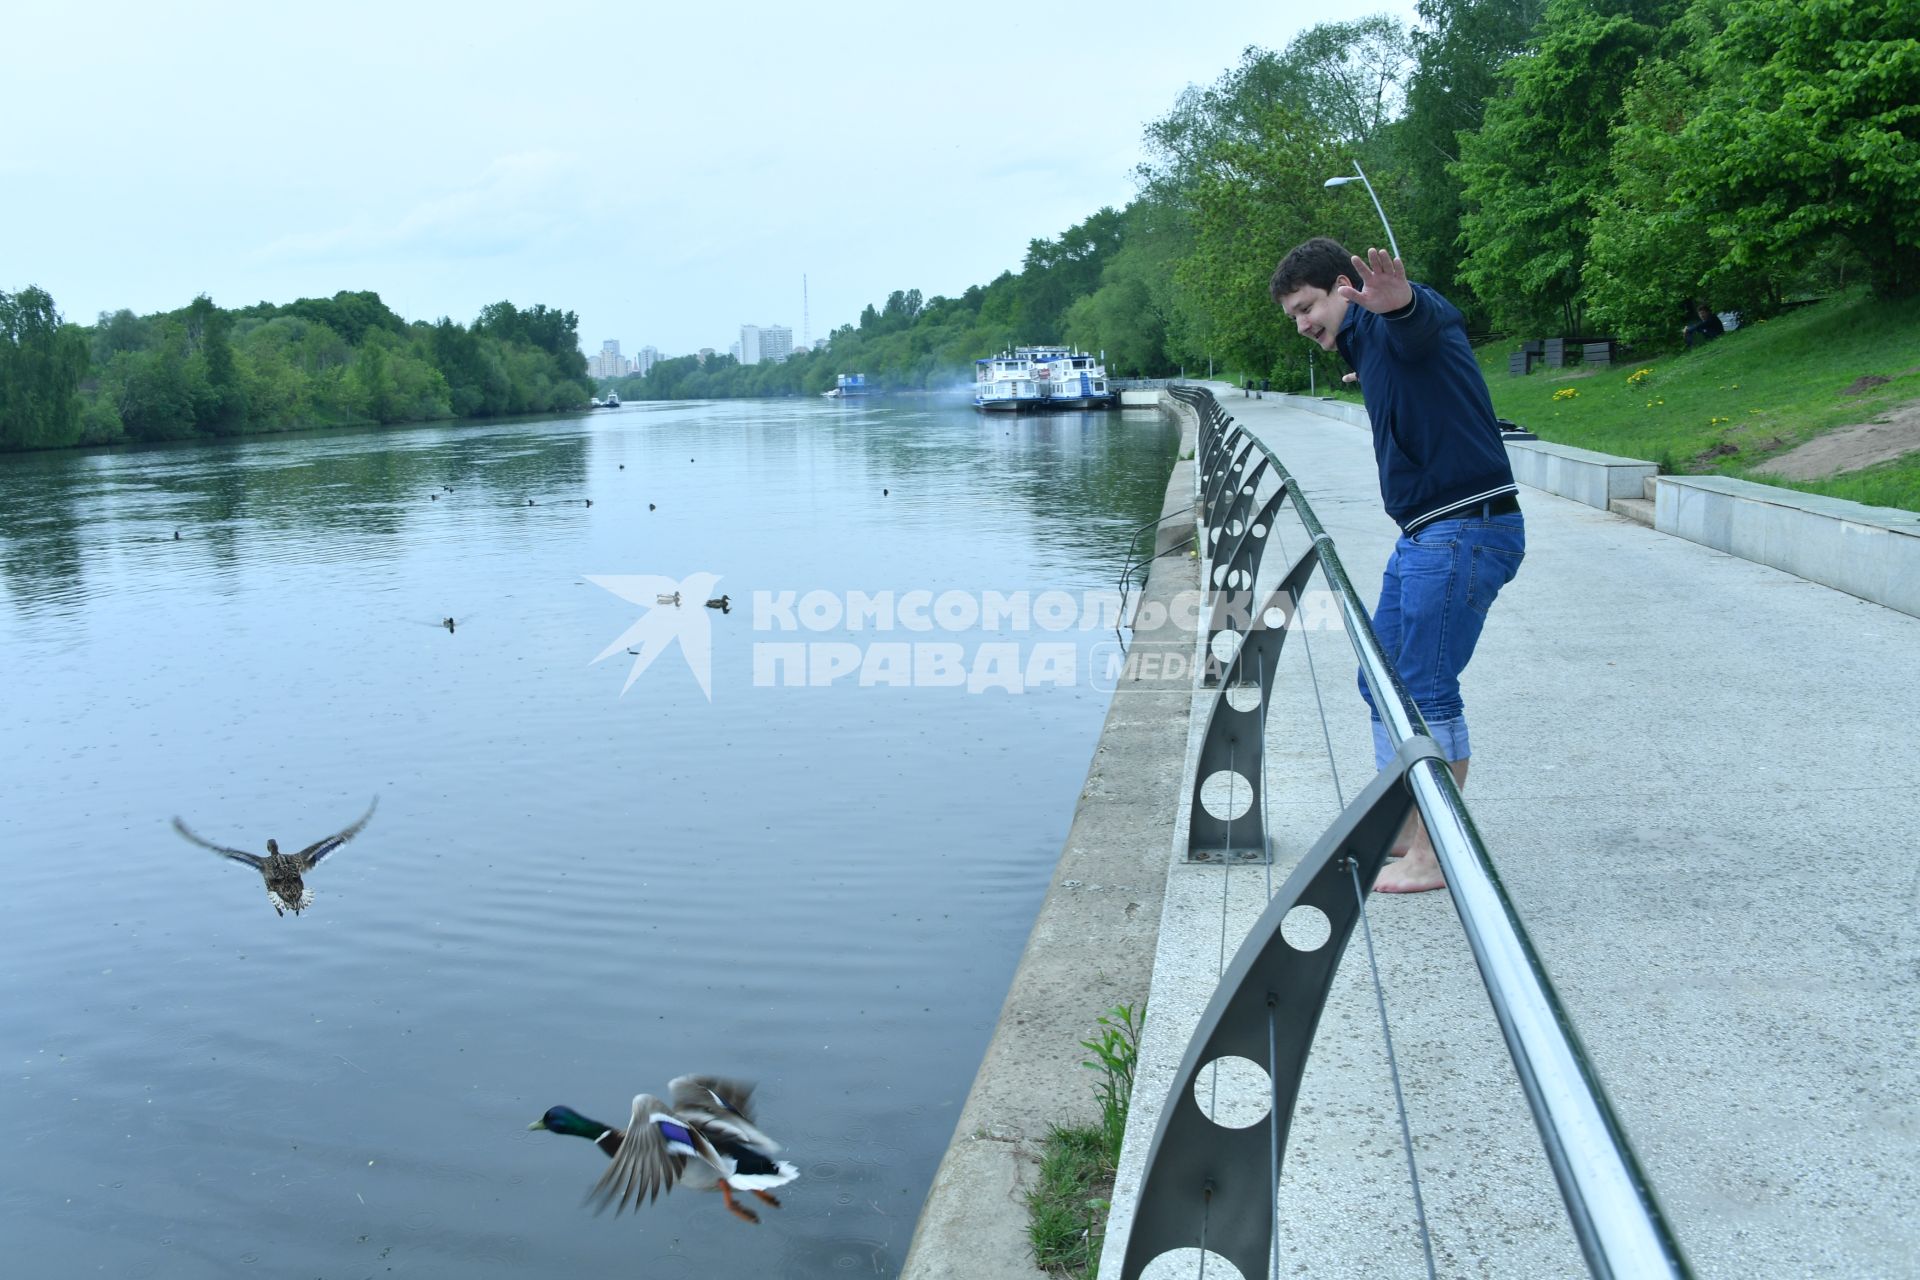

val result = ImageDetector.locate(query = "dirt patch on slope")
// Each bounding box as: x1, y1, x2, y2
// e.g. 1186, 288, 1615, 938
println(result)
1752, 400, 1920, 480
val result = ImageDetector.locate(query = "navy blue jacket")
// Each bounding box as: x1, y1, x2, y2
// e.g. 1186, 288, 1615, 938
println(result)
1335, 283, 1516, 534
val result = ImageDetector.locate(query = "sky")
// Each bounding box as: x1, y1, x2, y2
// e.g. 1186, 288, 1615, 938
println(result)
6, 0, 1419, 358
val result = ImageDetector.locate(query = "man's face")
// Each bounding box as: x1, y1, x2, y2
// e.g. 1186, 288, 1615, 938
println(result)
1277, 282, 1350, 352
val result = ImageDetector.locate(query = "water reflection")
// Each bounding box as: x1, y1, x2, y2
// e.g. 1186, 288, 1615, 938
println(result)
0, 396, 1177, 1277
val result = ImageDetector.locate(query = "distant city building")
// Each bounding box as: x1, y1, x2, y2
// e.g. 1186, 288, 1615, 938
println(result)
698, 347, 715, 365
586, 339, 636, 380
730, 340, 744, 363
637, 346, 659, 377
738, 323, 794, 366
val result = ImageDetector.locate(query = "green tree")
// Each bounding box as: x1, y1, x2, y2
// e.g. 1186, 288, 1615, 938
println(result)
1061, 202, 1184, 375
1179, 106, 1365, 385
1583, 45, 1731, 342
185, 295, 246, 434
1455, 0, 1682, 333
1394, 0, 1548, 311
114, 333, 198, 442
0, 286, 89, 449
1673, 0, 1920, 297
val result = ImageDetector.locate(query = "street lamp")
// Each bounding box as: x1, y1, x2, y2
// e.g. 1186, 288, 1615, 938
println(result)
1324, 161, 1400, 262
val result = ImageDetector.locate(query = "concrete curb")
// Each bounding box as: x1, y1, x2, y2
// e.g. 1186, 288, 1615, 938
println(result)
900, 398, 1202, 1279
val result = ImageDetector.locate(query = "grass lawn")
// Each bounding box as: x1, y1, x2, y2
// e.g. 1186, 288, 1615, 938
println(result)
1477, 288, 1920, 513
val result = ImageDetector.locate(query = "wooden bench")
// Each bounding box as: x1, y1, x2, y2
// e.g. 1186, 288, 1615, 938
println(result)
1509, 340, 1546, 376
1583, 339, 1619, 368
1544, 337, 1569, 369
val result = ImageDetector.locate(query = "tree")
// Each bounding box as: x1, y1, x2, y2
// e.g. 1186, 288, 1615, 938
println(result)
0, 287, 89, 449
1673, 0, 1920, 297
1454, 0, 1682, 333
184, 295, 246, 434
1583, 42, 1733, 342
114, 333, 197, 442
1061, 201, 1185, 374
1178, 106, 1367, 385
1394, 0, 1548, 310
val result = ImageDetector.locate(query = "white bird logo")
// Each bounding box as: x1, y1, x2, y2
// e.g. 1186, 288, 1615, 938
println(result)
588, 572, 723, 699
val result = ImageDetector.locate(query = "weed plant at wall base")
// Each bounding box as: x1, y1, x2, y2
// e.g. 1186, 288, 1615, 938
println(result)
1026, 1002, 1144, 1278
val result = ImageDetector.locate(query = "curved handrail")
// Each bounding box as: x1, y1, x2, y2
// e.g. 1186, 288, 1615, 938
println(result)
1140, 385, 1690, 1278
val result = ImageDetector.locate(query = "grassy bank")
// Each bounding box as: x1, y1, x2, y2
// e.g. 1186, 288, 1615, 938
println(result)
1477, 289, 1920, 513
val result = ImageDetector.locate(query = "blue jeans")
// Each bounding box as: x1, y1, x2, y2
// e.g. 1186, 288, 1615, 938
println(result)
1361, 512, 1525, 768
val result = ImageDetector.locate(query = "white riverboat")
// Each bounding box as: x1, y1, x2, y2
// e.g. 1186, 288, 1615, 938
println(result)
972, 346, 1114, 412
823, 373, 871, 398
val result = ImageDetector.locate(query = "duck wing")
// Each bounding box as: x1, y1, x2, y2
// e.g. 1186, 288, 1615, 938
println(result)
669, 1075, 778, 1151
291, 797, 378, 869
171, 817, 263, 869
588, 1094, 724, 1215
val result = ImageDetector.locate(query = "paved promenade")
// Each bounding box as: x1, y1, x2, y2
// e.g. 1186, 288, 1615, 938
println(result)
1104, 388, 1920, 1278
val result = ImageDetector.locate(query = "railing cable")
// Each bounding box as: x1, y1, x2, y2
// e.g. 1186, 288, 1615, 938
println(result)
1347, 857, 1440, 1280
1267, 996, 1283, 1280
1256, 650, 1273, 902
1273, 520, 1349, 816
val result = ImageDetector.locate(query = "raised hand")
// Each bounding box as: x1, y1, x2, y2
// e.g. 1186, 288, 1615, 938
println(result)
1335, 248, 1413, 315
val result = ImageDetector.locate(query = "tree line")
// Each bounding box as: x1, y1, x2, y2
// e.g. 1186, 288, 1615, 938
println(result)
613, 0, 1915, 400
0, 286, 592, 452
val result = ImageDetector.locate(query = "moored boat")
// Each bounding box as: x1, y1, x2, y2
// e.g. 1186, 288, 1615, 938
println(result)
973, 346, 1114, 412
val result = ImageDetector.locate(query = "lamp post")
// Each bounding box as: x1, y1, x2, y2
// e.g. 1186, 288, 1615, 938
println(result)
1323, 161, 1400, 262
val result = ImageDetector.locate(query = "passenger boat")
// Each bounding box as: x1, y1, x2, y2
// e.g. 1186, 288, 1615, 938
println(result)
596, 392, 620, 408
972, 346, 1114, 412
823, 373, 870, 398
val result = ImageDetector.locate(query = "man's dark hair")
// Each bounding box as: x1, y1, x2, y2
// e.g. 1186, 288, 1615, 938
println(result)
1270, 237, 1356, 303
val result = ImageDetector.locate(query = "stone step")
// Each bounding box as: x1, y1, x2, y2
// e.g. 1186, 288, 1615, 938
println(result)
1644, 474, 1658, 501
1609, 495, 1655, 525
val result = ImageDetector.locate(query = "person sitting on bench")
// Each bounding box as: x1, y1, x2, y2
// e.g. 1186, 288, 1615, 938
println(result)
1684, 302, 1725, 349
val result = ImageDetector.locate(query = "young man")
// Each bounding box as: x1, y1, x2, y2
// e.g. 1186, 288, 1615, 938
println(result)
1270, 238, 1525, 893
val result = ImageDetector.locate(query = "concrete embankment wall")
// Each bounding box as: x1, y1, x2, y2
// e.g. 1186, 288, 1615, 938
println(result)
900, 397, 1200, 1279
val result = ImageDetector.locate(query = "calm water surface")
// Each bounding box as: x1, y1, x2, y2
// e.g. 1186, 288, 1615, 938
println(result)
0, 397, 1176, 1278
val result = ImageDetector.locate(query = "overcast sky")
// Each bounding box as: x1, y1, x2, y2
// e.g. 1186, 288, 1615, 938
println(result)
7, 0, 1417, 357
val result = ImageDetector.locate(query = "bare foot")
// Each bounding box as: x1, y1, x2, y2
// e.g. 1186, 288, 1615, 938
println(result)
1374, 847, 1446, 893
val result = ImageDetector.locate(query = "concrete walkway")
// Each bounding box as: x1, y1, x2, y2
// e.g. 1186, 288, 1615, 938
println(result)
1103, 387, 1920, 1278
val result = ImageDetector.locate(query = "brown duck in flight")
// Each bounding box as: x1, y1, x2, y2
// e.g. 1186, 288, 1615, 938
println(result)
172, 798, 378, 916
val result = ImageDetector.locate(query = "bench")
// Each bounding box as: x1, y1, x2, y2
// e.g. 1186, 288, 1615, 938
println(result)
1544, 337, 1569, 369
1509, 340, 1546, 376
1583, 339, 1619, 368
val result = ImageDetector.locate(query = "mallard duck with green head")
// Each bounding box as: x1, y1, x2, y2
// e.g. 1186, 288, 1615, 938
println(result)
530, 1075, 798, 1224
171, 797, 377, 916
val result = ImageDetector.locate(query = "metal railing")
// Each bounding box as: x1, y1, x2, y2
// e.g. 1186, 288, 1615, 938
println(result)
1118, 387, 1691, 1279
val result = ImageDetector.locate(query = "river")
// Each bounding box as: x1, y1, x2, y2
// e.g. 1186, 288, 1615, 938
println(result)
0, 395, 1177, 1277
